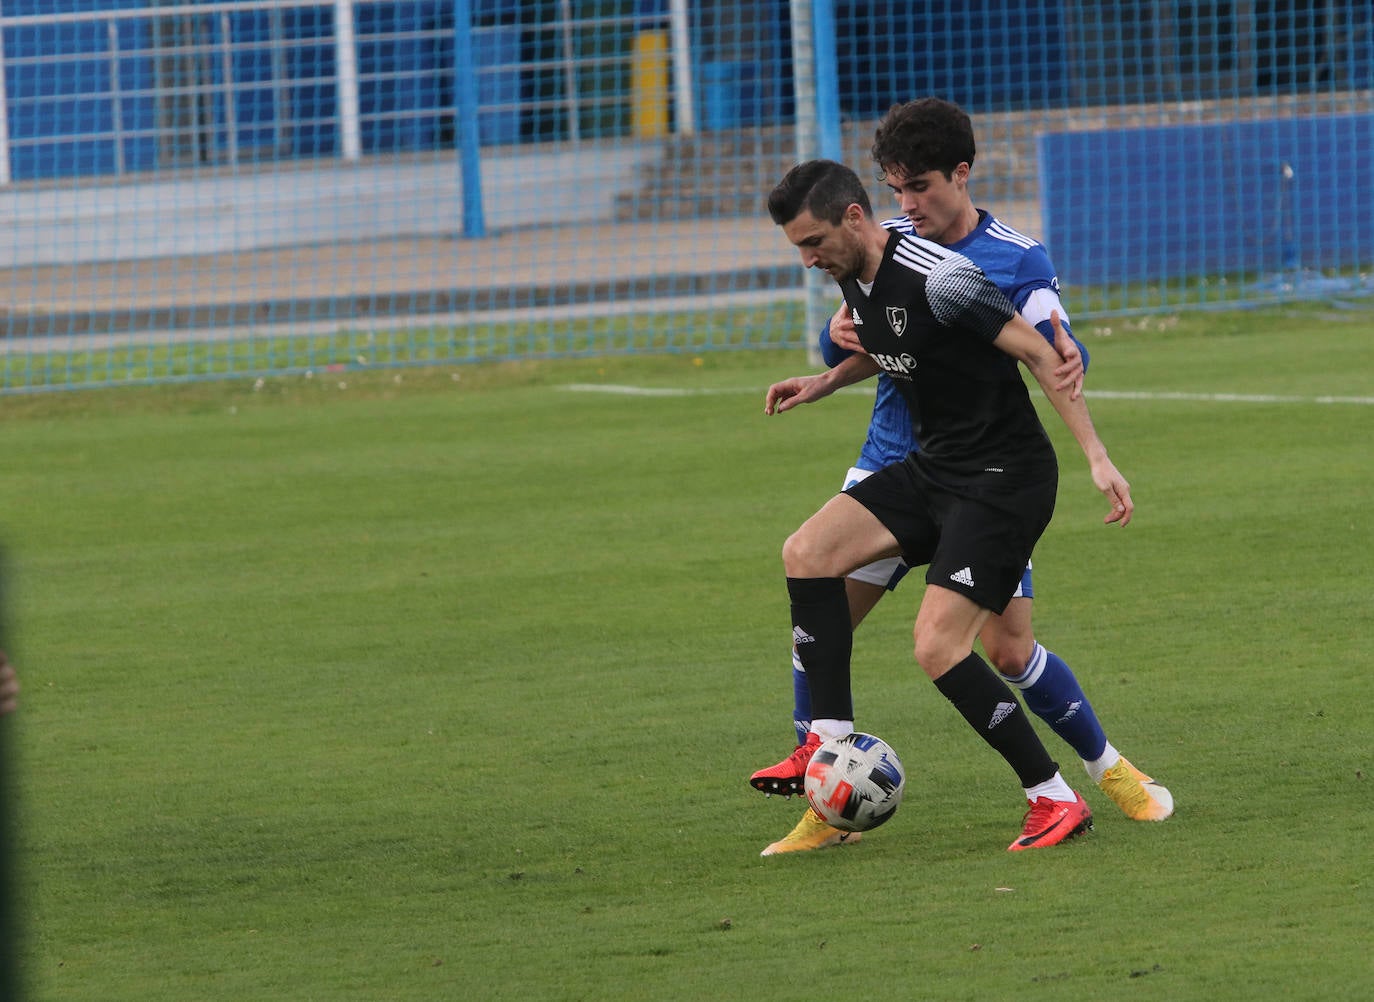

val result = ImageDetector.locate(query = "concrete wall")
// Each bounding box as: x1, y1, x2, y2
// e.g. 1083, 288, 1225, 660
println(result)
0, 143, 661, 269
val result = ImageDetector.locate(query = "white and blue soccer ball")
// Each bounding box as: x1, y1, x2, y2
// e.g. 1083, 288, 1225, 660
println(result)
804, 732, 906, 832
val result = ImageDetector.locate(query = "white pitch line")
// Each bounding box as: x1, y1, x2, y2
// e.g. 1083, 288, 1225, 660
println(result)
1086, 390, 1374, 406
561, 384, 1374, 405
561, 383, 872, 397
562, 383, 715, 397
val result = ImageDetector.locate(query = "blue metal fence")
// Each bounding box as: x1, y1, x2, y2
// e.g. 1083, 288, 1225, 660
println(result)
1041, 112, 1374, 288
1, 1, 1371, 394
10, 2, 1371, 181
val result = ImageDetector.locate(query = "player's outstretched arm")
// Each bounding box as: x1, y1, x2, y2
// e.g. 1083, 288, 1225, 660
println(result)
765, 352, 880, 415
994, 315, 1133, 526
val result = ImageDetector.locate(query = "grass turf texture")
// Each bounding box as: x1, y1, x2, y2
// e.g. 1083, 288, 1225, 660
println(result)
3, 306, 1371, 1000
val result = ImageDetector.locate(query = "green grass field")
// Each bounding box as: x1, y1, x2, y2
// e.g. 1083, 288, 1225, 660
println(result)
3, 305, 1372, 1000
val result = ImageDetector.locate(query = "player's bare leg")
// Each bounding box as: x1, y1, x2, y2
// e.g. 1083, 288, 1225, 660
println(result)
782, 493, 901, 583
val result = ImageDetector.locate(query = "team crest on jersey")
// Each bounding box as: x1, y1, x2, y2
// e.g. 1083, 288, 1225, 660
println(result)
886, 306, 908, 336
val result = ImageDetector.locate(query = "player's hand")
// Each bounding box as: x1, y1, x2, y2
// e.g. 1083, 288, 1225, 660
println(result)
828, 302, 863, 353
0, 651, 18, 717
765, 374, 829, 415
1050, 311, 1084, 400
1090, 458, 1133, 526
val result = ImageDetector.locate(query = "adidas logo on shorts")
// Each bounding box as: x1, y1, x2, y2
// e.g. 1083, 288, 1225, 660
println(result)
950, 567, 975, 587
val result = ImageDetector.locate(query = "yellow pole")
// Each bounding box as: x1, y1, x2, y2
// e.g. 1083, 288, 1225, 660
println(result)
631, 31, 670, 138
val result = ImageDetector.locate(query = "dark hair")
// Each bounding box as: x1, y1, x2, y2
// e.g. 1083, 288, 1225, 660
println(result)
767, 159, 872, 226
870, 97, 976, 181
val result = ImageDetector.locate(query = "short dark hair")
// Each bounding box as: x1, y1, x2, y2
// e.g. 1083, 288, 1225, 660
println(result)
871, 97, 976, 181
767, 159, 872, 226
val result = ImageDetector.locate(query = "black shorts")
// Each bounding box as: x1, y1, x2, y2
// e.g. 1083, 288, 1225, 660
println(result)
844, 454, 1058, 614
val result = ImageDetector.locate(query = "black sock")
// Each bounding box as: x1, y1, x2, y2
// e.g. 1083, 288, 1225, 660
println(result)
786, 577, 852, 721
934, 652, 1058, 789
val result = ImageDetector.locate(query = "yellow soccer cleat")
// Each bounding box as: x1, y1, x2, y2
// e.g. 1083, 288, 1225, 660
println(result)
1097, 756, 1174, 821
760, 806, 863, 856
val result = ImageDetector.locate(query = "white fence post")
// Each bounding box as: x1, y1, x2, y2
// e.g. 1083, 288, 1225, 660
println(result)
789, 0, 828, 365
0, 17, 14, 186
669, 0, 694, 137
333, 0, 362, 162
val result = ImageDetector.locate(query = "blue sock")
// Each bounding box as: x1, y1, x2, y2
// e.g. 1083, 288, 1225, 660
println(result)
1007, 643, 1108, 762
791, 649, 811, 745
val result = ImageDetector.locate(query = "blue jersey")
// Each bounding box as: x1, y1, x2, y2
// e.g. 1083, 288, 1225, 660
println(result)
823, 210, 1087, 471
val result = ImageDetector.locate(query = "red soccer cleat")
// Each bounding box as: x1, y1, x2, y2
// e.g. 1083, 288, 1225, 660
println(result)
749, 732, 822, 797
1007, 791, 1093, 851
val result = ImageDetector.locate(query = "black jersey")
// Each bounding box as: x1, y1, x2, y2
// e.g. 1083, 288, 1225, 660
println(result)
840, 230, 1057, 480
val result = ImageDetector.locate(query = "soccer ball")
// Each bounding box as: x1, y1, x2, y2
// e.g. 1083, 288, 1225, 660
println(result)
804, 732, 906, 832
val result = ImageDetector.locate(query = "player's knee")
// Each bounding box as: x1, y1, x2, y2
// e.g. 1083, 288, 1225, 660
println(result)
783, 527, 844, 578
782, 528, 818, 576
912, 629, 963, 680
984, 636, 1032, 676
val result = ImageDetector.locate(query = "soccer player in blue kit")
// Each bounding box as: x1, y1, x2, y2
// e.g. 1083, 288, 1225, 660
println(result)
753, 99, 1173, 855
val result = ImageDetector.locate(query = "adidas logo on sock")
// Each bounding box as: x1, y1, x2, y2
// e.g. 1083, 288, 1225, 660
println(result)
988, 701, 1017, 729
950, 567, 975, 587
793, 626, 816, 644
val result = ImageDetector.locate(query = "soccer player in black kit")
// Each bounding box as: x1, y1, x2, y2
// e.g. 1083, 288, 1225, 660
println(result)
765, 159, 1134, 851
